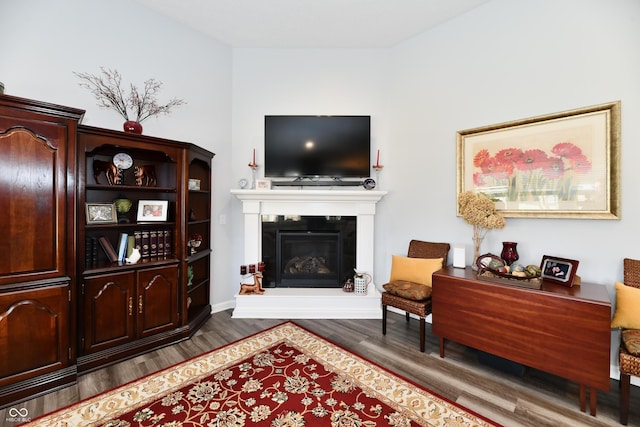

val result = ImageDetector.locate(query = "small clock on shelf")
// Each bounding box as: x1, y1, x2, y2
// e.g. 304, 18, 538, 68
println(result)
362, 178, 376, 190
112, 152, 133, 185
113, 152, 133, 170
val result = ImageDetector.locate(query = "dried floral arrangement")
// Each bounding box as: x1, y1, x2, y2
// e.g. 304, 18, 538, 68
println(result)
73, 67, 185, 123
458, 191, 506, 261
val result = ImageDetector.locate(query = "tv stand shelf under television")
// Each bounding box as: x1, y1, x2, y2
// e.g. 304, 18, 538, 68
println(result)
271, 179, 364, 187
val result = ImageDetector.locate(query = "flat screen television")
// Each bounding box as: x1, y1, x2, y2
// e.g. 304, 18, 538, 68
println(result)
264, 115, 370, 180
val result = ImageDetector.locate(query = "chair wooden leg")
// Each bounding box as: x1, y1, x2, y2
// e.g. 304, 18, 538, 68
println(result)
382, 305, 387, 335
621, 373, 631, 425
419, 317, 425, 352
405, 312, 410, 322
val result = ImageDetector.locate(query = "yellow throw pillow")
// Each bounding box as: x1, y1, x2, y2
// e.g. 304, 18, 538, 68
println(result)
611, 281, 640, 329
389, 255, 443, 287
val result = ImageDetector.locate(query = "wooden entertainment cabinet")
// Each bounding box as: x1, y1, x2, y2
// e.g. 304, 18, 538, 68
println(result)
0, 94, 213, 408
432, 266, 611, 416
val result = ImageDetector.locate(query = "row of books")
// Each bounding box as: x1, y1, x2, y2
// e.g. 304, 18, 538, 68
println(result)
85, 229, 172, 266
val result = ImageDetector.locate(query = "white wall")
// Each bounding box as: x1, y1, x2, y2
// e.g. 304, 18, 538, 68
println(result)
2, 0, 640, 338
382, 0, 640, 289
0, 0, 234, 309
230, 0, 640, 293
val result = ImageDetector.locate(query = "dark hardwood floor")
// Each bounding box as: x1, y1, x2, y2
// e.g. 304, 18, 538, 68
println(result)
2, 310, 638, 426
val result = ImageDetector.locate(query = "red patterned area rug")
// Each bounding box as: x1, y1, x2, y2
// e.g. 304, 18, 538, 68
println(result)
26, 322, 499, 426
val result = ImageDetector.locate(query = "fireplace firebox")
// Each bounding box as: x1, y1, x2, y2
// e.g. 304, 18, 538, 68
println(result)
262, 215, 356, 288
277, 231, 341, 287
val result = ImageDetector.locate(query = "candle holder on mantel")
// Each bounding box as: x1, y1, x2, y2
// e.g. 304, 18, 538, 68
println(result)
248, 162, 258, 189
372, 163, 383, 189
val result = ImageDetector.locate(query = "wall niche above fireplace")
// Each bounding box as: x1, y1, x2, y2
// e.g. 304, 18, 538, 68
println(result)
262, 215, 356, 288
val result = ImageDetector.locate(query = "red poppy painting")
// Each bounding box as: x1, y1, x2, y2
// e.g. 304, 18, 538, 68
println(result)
457, 101, 620, 219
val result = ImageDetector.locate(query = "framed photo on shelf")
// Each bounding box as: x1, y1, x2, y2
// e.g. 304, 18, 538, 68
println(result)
136, 200, 169, 222
86, 202, 118, 224
457, 101, 620, 219
188, 179, 201, 190
540, 255, 579, 287
256, 179, 272, 190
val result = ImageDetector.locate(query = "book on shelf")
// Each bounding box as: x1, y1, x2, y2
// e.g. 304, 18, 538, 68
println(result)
127, 235, 136, 257
85, 236, 98, 268
117, 233, 128, 263
157, 232, 165, 257
98, 236, 118, 263
141, 230, 150, 258
149, 229, 158, 257
164, 230, 171, 257
92, 236, 98, 264
134, 230, 142, 252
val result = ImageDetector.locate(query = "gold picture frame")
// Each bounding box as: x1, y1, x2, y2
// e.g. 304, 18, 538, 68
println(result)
85, 202, 118, 224
457, 101, 620, 219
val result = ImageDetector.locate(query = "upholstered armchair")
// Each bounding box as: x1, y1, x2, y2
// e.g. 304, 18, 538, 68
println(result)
614, 258, 640, 424
381, 240, 450, 352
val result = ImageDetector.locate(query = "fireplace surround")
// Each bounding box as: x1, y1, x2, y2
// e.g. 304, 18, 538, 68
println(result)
231, 189, 387, 318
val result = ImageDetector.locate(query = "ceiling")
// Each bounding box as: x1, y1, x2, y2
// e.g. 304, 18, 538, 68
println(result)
133, 0, 490, 48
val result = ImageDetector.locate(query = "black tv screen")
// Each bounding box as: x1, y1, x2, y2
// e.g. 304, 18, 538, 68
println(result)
264, 115, 371, 179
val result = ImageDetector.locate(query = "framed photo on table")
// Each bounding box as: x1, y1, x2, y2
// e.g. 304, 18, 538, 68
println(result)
457, 101, 620, 219
137, 200, 168, 222
540, 255, 579, 287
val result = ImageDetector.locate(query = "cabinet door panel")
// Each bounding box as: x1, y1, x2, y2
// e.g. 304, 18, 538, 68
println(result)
137, 265, 179, 338
0, 284, 69, 385
0, 127, 65, 279
83, 272, 135, 353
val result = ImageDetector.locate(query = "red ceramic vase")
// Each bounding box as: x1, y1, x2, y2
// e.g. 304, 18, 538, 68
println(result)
501, 241, 519, 266
123, 121, 143, 134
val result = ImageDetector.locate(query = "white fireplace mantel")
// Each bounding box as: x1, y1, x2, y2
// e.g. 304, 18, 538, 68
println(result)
230, 188, 387, 319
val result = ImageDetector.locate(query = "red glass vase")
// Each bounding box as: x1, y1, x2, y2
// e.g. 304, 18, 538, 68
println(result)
501, 241, 519, 266
123, 121, 143, 134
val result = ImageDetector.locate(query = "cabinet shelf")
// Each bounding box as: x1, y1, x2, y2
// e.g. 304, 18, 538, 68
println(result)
83, 257, 179, 275
188, 278, 209, 294
188, 248, 211, 263
86, 222, 176, 230
86, 184, 177, 193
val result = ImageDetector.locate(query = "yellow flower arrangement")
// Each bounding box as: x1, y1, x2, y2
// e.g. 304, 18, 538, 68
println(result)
458, 191, 506, 262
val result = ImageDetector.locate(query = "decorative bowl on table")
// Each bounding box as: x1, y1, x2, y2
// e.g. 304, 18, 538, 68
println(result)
476, 253, 541, 280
